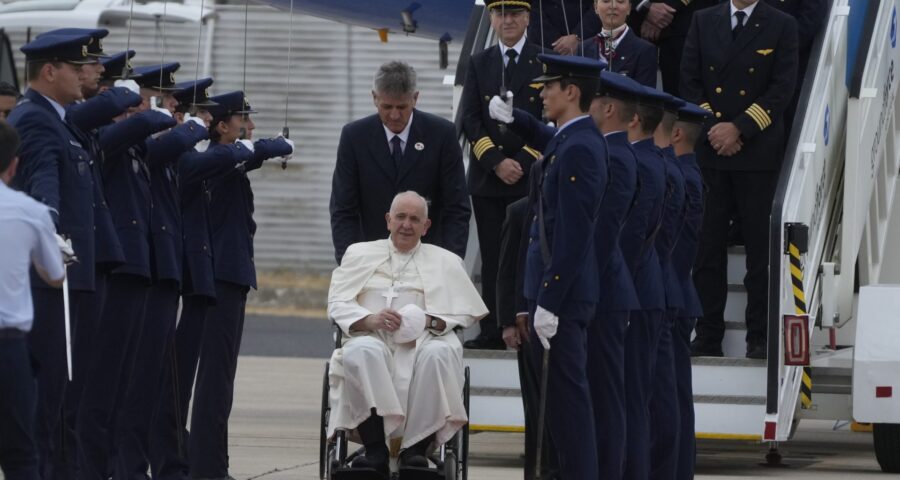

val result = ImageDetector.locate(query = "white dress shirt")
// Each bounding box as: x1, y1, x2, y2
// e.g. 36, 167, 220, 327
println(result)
383, 111, 414, 154
499, 34, 527, 67
730, 0, 759, 28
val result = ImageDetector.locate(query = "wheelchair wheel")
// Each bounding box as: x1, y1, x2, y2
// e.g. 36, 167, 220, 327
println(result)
319, 362, 330, 479
461, 366, 470, 480
443, 451, 458, 480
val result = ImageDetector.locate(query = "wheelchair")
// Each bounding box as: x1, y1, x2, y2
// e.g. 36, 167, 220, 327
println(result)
319, 327, 471, 480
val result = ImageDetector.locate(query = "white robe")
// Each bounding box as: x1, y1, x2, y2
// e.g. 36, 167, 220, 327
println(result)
327, 239, 488, 448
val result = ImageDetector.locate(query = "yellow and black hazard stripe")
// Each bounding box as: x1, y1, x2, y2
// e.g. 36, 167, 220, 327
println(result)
746, 103, 772, 130
789, 243, 813, 409
472, 137, 495, 161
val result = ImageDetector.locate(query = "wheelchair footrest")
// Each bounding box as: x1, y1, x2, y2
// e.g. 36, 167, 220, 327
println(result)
397, 466, 444, 480
332, 467, 389, 480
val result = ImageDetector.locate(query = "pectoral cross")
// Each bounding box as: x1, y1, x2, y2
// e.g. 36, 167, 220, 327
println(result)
382, 284, 399, 307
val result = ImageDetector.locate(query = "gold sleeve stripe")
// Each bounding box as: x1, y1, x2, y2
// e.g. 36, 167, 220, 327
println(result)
746, 103, 772, 129
472, 137, 496, 160
699, 102, 712, 112
523, 145, 542, 159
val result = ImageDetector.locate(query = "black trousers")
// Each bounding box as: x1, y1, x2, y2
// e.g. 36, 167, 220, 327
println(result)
76, 273, 149, 480
649, 312, 680, 480
658, 35, 687, 96
189, 281, 248, 478
472, 196, 518, 341
29, 287, 90, 480
0, 335, 37, 480
116, 280, 180, 480
693, 169, 777, 347
673, 316, 697, 480
518, 334, 558, 479
623, 309, 664, 480
587, 310, 628, 480
150, 295, 208, 480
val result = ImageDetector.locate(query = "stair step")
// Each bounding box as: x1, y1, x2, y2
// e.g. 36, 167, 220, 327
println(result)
463, 348, 517, 360
470, 386, 520, 397
464, 349, 521, 390
692, 357, 766, 398
695, 402, 765, 437
694, 394, 766, 405
727, 247, 747, 285
691, 356, 765, 367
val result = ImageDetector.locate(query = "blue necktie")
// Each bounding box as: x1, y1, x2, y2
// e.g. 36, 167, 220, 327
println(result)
391, 135, 403, 171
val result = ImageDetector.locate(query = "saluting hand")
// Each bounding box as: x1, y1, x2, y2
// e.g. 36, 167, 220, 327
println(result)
495, 158, 524, 185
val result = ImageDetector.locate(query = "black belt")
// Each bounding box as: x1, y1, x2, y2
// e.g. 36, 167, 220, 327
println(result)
0, 328, 26, 339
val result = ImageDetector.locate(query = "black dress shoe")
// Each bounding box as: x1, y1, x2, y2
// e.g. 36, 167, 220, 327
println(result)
746, 343, 767, 359
463, 335, 506, 350
690, 339, 723, 357
351, 454, 390, 477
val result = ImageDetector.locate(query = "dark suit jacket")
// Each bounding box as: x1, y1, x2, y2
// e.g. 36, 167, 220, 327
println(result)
680, 1, 799, 171
179, 143, 253, 300
496, 197, 530, 328
528, 0, 602, 50
655, 146, 686, 312
330, 110, 471, 263
523, 117, 607, 314
462, 41, 544, 197
628, 0, 719, 40
672, 152, 704, 318
9, 89, 96, 291
581, 29, 659, 87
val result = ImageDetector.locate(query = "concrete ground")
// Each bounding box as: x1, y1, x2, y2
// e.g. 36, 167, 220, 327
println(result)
229, 354, 890, 480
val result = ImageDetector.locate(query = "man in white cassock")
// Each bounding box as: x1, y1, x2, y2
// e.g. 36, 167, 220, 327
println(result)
327, 191, 488, 475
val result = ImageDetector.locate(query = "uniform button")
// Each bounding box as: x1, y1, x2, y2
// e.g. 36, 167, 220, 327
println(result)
162, 225, 167, 231
132, 219, 137, 225
498, 145, 504, 151
749, 67, 755, 73
715, 112, 722, 118
739, 90, 746, 96
715, 87, 722, 94
570, 176, 576, 182
554, 275, 560, 280
93, 225, 97, 230
543, 282, 549, 288
530, 97, 535, 102
484, 95, 490, 101
102, 201, 107, 207
550, 155, 556, 161
534, 215, 538, 222
202, 245, 208, 250
709, 66, 715, 71
529, 238, 533, 244
93, 203, 96, 208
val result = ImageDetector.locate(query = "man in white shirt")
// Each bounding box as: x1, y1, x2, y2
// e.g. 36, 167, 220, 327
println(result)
0, 120, 65, 480
327, 191, 487, 475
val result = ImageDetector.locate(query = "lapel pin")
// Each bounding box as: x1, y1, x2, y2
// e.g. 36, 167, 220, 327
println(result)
415, 142, 425, 151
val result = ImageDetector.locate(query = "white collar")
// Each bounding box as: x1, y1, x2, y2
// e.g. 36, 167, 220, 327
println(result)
39, 93, 66, 121
555, 114, 590, 135
499, 34, 527, 60
383, 111, 414, 147
389, 239, 421, 256
604, 130, 626, 137
730, 0, 758, 21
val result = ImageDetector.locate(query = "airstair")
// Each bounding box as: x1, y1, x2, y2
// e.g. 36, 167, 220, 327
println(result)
459, 0, 900, 470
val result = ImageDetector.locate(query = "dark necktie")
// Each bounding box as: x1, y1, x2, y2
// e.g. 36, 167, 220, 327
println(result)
504, 49, 518, 89
391, 135, 403, 172
733, 11, 746, 40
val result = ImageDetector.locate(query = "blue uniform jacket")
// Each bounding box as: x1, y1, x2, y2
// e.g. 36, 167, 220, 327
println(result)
523, 116, 607, 314
145, 122, 209, 284
9, 89, 96, 291
180, 142, 254, 300
672, 152, 704, 318
655, 146, 686, 312
68, 87, 142, 132
208, 138, 292, 289
596, 131, 641, 313
99, 111, 177, 279
581, 29, 659, 87
620, 138, 667, 311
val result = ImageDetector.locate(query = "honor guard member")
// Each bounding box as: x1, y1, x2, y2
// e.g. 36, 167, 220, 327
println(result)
76, 64, 178, 480
583, 0, 659, 87
461, 0, 544, 350
7, 31, 96, 479
330, 61, 470, 263
523, 53, 607, 479
193, 91, 293, 479
645, 89, 687, 480
619, 76, 669, 480
0, 121, 67, 480
586, 70, 643, 480
150, 82, 255, 480
680, 0, 798, 358
669, 101, 710, 480
116, 76, 211, 480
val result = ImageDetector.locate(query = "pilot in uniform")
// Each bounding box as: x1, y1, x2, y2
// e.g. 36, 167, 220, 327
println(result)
7, 31, 97, 479
76, 63, 178, 480
620, 81, 669, 480
191, 91, 292, 479
461, 0, 544, 350
523, 54, 607, 480
680, 0, 798, 359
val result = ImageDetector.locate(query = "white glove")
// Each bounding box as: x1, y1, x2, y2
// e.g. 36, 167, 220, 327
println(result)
114, 79, 141, 95
150, 97, 172, 117
236, 138, 254, 153
184, 113, 208, 128
55, 234, 77, 265
488, 91, 514, 124
274, 135, 295, 165
533, 305, 559, 350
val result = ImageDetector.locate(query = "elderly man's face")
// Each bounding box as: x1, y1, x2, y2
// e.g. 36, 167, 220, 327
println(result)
490, 8, 529, 46
373, 90, 418, 134
385, 196, 431, 252
0, 95, 15, 119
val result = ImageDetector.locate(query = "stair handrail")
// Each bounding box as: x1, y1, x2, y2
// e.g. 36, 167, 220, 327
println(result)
765, 0, 846, 439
